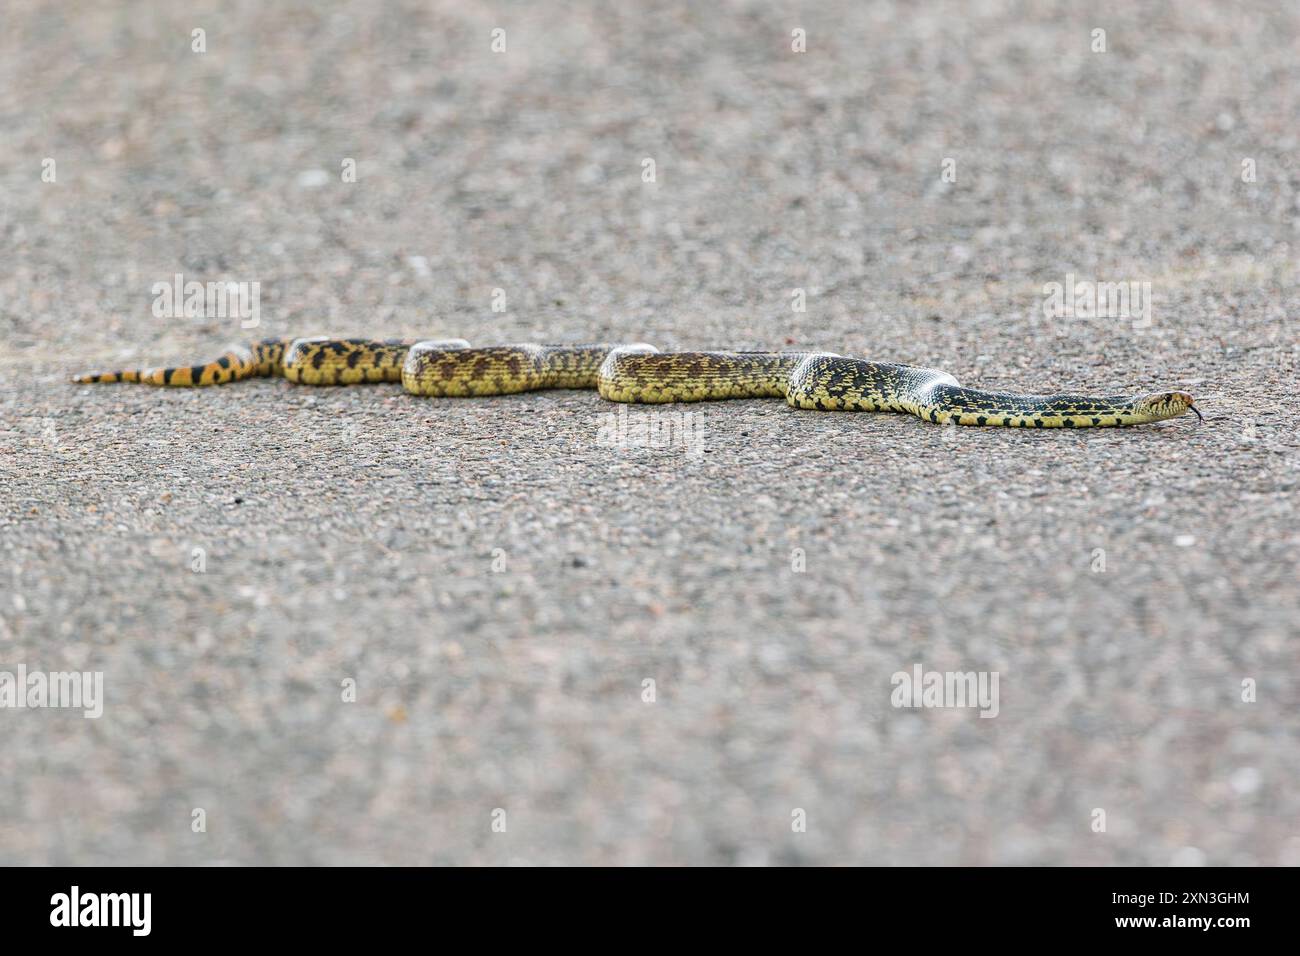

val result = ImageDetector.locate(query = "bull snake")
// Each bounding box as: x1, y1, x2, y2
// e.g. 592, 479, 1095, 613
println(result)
73, 337, 1200, 427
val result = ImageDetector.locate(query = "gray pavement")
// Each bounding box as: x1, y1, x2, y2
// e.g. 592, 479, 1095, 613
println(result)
1, 1, 1297, 864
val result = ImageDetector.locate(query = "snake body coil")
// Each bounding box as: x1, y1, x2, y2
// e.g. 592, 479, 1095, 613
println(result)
74, 337, 1199, 427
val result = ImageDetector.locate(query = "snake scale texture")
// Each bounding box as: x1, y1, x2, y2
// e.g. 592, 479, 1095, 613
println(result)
73, 337, 1200, 427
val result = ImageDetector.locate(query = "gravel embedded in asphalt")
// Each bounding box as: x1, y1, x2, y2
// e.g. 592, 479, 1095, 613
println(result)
0, 0, 1297, 865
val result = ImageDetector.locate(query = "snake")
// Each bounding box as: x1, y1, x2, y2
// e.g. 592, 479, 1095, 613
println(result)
72, 336, 1201, 427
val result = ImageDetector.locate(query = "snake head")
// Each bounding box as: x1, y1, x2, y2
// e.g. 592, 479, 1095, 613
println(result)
1135, 390, 1201, 422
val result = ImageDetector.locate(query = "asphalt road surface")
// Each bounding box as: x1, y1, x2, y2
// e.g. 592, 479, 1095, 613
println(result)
1, 1, 1297, 864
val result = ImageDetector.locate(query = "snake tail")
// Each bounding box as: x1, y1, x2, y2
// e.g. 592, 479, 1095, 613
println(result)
71, 337, 296, 386
70, 337, 473, 387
